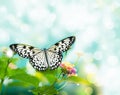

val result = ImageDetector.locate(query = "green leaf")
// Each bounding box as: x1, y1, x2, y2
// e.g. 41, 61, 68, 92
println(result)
8, 81, 32, 87
37, 68, 61, 84
0, 54, 18, 79
31, 85, 58, 95
0, 54, 9, 79
65, 76, 91, 85
9, 73, 40, 87
7, 68, 40, 87
7, 68, 26, 77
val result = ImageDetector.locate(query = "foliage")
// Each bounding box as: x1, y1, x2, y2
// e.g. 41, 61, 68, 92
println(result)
0, 50, 93, 95
32, 86, 58, 95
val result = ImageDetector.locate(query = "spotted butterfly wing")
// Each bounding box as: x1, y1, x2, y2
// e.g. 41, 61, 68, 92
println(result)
9, 36, 75, 71
10, 44, 48, 70
48, 36, 75, 53
46, 36, 75, 70
29, 50, 48, 71
10, 44, 41, 58
46, 51, 62, 70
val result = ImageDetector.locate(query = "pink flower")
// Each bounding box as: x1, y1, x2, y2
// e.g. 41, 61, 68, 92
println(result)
9, 63, 17, 69
60, 62, 77, 77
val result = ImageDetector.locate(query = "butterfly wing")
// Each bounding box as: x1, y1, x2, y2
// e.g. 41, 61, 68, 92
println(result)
10, 44, 41, 58
30, 51, 48, 71
46, 50, 62, 70
48, 36, 75, 53
10, 44, 48, 71
46, 36, 75, 70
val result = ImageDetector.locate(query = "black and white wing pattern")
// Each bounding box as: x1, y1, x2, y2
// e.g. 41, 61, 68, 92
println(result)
10, 44, 41, 58
48, 36, 75, 53
9, 36, 76, 71
46, 36, 75, 70
10, 44, 48, 71
46, 50, 62, 70
29, 51, 48, 71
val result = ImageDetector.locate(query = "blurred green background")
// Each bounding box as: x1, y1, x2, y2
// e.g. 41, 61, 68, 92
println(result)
0, 0, 120, 95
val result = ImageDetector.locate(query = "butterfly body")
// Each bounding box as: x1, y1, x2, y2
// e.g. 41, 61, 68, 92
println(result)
10, 36, 75, 71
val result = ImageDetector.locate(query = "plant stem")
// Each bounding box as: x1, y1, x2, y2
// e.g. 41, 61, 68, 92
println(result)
51, 70, 63, 86
0, 79, 4, 91
0, 57, 12, 95
57, 82, 68, 91
43, 71, 63, 95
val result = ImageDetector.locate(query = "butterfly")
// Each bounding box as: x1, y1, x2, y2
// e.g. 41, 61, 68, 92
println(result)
9, 36, 75, 71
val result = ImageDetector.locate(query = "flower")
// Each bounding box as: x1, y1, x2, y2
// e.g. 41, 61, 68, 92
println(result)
60, 62, 77, 77
8, 63, 17, 69
2, 47, 14, 57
